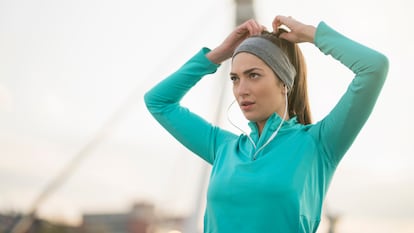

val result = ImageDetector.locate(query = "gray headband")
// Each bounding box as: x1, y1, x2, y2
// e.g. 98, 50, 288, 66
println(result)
232, 37, 296, 90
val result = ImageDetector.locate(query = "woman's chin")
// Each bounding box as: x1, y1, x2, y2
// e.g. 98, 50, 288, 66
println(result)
243, 113, 258, 122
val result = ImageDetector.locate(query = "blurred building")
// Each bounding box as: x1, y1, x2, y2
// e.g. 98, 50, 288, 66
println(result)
0, 213, 80, 233
0, 213, 16, 233
81, 202, 185, 233
1, 202, 184, 233
82, 202, 154, 233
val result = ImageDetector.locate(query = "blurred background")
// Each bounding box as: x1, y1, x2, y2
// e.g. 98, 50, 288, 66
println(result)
0, 0, 413, 232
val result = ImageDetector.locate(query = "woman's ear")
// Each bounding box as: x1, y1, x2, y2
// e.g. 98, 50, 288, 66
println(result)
282, 84, 288, 95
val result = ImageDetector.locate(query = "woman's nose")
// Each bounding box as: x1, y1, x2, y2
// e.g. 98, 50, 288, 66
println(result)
236, 79, 250, 96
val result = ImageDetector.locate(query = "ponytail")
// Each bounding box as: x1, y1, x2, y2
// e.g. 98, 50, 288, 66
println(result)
260, 31, 312, 124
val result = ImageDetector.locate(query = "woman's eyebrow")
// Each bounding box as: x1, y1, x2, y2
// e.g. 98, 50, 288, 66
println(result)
230, 67, 263, 76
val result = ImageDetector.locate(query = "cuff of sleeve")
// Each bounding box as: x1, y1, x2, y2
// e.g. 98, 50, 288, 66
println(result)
179, 47, 220, 77
200, 47, 221, 70
314, 21, 331, 52
314, 21, 348, 56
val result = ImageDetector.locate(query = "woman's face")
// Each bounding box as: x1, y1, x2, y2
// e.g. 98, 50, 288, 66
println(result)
231, 52, 286, 131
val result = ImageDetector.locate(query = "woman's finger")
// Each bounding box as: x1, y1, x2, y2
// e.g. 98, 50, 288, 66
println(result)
272, 15, 293, 32
244, 19, 265, 36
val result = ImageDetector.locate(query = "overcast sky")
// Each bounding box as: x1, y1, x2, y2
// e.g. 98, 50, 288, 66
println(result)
1, 0, 413, 232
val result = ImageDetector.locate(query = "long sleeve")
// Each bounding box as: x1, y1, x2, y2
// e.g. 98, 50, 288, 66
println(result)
309, 22, 389, 166
144, 48, 235, 164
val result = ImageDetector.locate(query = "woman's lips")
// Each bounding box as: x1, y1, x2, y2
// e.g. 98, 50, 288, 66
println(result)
240, 101, 255, 111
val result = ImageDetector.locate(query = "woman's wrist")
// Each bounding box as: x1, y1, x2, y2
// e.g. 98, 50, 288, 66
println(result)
206, 46, 231, 65
303, 24, 316, 43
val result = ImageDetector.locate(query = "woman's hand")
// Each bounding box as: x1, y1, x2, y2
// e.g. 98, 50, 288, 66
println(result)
207, 19, 266, 64
272, 15, 316, 44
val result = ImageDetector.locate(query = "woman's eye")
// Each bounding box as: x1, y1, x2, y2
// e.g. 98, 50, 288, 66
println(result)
249, 73, 260, 79
230, 76, 238, 82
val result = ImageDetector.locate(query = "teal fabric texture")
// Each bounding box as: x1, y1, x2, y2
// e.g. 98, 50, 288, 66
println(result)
144, 22, 389, 233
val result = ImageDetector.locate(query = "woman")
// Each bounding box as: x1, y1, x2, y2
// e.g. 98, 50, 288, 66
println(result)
144, 15, 388, 233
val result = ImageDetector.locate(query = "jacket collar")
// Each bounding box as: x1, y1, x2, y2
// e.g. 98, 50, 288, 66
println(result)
248, 113, 299, 144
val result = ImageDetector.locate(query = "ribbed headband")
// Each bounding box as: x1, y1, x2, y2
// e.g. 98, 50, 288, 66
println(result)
232, 37, 296, 90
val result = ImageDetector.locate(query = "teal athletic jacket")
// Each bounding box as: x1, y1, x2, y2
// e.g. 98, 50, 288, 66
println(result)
144, 22, 388, 233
